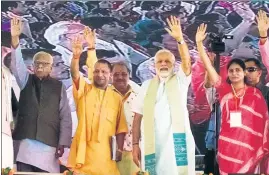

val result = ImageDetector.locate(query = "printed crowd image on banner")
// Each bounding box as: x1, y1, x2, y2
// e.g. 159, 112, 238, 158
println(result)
2, 1, 269, 170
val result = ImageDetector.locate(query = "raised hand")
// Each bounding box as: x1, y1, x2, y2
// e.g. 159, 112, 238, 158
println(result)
71, 35, 83, 59
83, 26, 96, 48
196, 23, 207, 43
256, 10, 269, 37
11, 17, 22, 37
10, 17, 23, 48
165, 16, 184, 41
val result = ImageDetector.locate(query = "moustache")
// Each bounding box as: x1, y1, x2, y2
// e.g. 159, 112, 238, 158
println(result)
116, 79, 125, 82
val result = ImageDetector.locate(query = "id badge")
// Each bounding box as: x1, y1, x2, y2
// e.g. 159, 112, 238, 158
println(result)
230, 111, 242, 128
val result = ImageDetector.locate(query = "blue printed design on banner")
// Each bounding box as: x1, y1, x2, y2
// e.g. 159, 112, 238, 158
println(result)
145, 153, 156, 175
173, 133, 188, 166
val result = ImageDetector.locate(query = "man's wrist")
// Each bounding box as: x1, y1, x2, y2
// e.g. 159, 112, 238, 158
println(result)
117, 149, 123, 153
73, 54, 81, 59
87, 47, 95, 51
133, 142, 139, 146
176, 36, 184, 42
88, 43, 95, 48
259, 31, 268, 38
177, 40, 185, 45
11, 37, 20, 48
196, 41, 204, 45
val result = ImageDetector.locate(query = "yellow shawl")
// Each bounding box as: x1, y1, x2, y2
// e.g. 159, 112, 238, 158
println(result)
143, 74, 188, 175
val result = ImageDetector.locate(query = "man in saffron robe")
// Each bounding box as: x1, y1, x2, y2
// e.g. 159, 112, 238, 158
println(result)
67, 28, 128, 175
72, 26, 141, 175
132, 16, 196, 175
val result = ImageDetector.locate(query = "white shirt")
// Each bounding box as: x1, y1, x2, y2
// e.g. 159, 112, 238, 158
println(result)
132, 66, 195, 175
121, 81, 140, 152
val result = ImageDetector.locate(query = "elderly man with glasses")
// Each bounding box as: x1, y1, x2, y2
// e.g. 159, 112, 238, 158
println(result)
9, 17, 72, 173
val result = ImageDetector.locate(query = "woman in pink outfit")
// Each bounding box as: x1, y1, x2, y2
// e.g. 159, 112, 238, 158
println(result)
196, 22, 269, 174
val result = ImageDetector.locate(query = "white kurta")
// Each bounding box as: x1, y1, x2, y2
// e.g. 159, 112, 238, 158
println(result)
132, 67, 196, 175
2, 66, 14, 168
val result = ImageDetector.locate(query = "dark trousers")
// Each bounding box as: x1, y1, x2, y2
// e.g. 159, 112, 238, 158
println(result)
60, 165, 69, 173
204, 149, 219, 175
16, 161, 48, 173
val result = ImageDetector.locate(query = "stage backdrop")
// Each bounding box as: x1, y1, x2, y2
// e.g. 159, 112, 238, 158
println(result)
2, 1, 269, 170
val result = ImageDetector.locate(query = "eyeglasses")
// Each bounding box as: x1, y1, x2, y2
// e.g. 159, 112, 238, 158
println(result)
246, 67, 259, 72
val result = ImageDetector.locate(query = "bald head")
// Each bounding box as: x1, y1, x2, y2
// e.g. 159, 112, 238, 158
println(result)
154, 49, 175, 78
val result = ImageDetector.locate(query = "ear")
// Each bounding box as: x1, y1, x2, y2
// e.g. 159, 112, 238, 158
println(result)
28, 65, 34, 73
153, 61, 156, 68
109, 73, 113, 84
258, 70, 262, 77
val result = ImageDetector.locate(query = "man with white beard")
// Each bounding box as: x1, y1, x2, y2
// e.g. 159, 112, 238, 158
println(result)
132, 16, 195, 175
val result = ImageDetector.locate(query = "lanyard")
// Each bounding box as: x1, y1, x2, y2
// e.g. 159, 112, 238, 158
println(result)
231, 84, 246, 111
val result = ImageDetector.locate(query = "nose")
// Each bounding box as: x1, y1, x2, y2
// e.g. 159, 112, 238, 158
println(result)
37, 64, 43, 69
117, 74, 123, 79
231, 70, 237, 76
97, 71, 103, 76
160, 61, 167, 66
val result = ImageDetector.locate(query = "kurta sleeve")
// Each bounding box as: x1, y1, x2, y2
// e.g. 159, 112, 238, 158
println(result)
10, 45, 29, 90
73, 75, 86, 105
176, 65, 191, 86
131, 80, 150, 115
259, 39, 269, 70
116, 100, 128, 134
59, 84, 72, 147
259, 39, 269, 82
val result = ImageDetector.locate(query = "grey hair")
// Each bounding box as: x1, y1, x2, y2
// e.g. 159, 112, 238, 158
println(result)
154, 49, 175, 63
112, 61, 131, 74
33, 51, 53, 64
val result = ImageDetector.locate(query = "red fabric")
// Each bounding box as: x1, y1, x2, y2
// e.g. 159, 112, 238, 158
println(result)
216, 82, 269, 174
260, 156, 269, 173
190, 56, 230, 124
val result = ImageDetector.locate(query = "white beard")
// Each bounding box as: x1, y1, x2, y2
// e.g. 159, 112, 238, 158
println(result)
159, 71, 170, 78
157, 70, 173, 82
